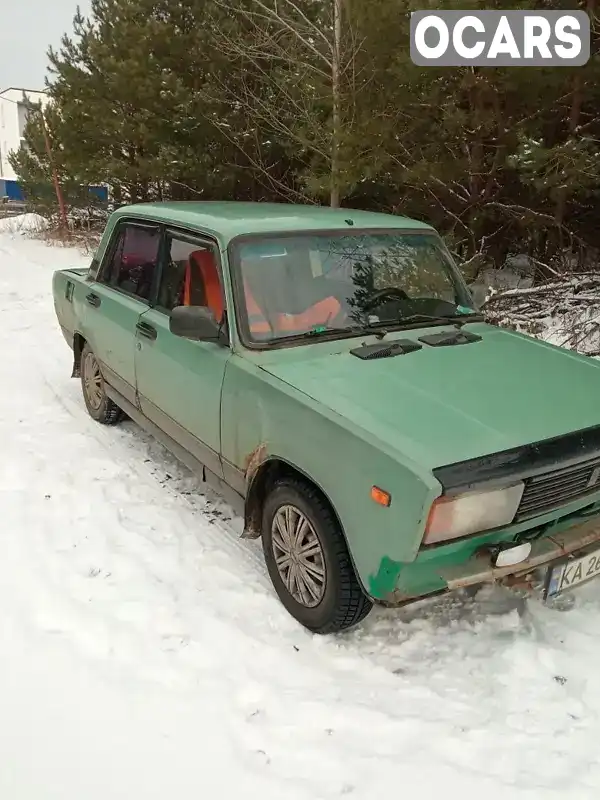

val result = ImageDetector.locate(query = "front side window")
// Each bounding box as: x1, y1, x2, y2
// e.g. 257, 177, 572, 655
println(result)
100, 222, 161, 301
155, 234, 224, 323
230, 230, 476, 345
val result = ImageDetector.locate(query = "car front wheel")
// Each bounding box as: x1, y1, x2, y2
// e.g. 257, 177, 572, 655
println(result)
262, 478, 372, 634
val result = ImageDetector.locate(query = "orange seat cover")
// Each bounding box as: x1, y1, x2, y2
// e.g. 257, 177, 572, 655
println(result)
243, 278, 341, 335
184, 250, 224, 323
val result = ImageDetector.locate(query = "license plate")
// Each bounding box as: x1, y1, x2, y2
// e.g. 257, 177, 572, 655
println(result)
546, 546, 600, 598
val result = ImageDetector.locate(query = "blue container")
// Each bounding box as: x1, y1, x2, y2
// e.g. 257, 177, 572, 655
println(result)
89, 185, 109, 203
0, 179, 108, 204
1, 180, 25, 201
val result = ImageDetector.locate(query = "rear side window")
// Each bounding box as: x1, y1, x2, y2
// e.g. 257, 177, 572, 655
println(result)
99, 222, 161, 301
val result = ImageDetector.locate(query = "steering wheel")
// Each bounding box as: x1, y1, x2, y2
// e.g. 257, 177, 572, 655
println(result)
363, 287, 409, 311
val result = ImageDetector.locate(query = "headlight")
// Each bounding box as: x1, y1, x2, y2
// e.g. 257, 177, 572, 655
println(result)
423, 482, 525, 545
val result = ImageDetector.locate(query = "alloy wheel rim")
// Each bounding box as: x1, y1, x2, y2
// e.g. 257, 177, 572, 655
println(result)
271, 504, 326, 607
83, 352, 103, 410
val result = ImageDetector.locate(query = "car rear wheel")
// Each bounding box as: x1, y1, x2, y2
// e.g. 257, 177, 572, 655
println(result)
262, 478, 372, 633
80, 343, 124, 425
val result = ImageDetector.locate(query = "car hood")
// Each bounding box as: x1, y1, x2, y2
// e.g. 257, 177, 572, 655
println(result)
259, 324, 600, 470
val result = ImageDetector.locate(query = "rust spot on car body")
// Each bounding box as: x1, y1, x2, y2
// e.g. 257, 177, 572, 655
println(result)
241, 442, 269, 540
244, 442, 267, 483
501, 572, 537, 591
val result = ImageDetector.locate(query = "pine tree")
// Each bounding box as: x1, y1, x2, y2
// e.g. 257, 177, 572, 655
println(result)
9, 0, 600, 280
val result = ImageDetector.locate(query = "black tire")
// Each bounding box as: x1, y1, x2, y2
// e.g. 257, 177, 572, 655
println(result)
262, 478, 372, 634
80, 343, 124, 425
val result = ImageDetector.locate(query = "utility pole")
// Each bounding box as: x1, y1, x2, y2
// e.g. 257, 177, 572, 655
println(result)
330, 0, 342, 208
24, 97, 68, 231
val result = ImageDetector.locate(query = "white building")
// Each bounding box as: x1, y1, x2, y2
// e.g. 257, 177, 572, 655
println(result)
0, 87, 49, 183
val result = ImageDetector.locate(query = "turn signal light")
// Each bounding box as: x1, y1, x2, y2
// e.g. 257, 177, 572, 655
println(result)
371, 486, 391, 507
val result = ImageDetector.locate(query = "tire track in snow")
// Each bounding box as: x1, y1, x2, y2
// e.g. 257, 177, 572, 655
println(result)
0, 242, 303, 695
12, 369, 297, 682
40, 364, 268, 574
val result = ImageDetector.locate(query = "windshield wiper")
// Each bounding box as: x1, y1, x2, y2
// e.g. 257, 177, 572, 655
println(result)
391, 312, 484, 329
265, 325, 367, 345
263, 312, 484, 345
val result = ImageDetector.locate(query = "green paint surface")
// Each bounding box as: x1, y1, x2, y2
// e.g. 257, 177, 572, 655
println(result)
53, 201, 600, 605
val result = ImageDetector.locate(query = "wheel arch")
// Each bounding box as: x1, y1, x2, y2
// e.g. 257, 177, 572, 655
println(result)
72, 331, 87, 377
244, 456, 347, 543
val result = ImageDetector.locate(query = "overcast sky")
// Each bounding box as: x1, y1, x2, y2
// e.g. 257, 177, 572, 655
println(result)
1, 0, 91, 91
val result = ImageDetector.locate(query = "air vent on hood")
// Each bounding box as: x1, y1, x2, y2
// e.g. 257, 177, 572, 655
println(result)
350, 339, 422, 360
418, 329, 482, 347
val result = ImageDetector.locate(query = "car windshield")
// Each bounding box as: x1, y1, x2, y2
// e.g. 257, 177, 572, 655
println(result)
230, 230, 477, 344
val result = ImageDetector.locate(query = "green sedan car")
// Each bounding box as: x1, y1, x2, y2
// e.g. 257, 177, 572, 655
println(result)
52, 201, 600, 633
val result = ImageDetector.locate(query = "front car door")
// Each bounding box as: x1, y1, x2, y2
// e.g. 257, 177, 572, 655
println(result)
79, 218, 161, 405
134, 227, 232, 479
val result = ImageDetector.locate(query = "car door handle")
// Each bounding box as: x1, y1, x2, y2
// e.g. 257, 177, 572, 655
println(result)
86, 292, 101, 308
136, 321, 157, 341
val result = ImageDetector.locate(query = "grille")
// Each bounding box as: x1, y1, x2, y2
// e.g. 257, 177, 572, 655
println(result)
349, 340, 421, 360
353, 344, 401, 360
515, 457, 600, 521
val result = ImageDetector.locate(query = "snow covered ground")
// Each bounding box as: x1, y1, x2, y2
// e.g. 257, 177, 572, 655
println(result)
2, 220, 600, 798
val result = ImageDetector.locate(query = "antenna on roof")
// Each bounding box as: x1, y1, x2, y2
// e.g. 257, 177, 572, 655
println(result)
345, 218, 354, 226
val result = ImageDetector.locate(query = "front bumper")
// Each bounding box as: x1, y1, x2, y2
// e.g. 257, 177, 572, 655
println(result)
438, 515, 600, 590
379, 500, 600, 604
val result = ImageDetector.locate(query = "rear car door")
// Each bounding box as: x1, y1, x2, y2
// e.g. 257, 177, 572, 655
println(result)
134, 228, 231, 478
78, 219, 161, 405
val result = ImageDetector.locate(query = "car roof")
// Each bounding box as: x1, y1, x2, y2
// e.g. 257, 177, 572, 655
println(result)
113, 201, 436, 242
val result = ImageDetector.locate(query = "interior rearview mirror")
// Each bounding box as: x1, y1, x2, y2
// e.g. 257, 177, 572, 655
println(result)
170, 305, 226, 344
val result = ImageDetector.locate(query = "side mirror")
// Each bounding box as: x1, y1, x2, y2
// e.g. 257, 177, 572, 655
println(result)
169, 305, 227, 344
